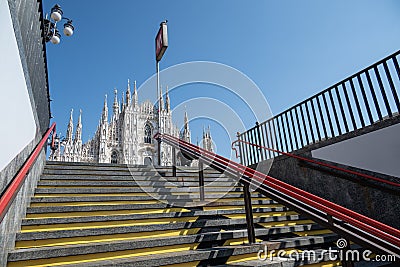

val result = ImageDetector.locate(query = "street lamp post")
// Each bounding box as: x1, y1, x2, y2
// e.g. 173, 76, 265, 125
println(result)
44, 4, 75, 44
155, 20, 168, 111
155, 20, 168, 166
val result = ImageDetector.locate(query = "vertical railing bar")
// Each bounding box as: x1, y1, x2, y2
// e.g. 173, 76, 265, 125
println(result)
349, 78, 365, 128
305, 101, 315, 144
335, 86, 349, 133
276, 117, 284, 152
248, 130, 255, 165
262, 123, 271, 159
310, 99, 322, 142
316, 96, 328, 139
284, 112, 294, 152
280, 115, 289, 152
383, 61, 400, 112
245, 133, 252, 166
357, 74, 374, 125
393, 56, 400, 82
289, 109, 299, 150
252, 128, 259, 164
365, 70, 383, 121
268, 120, 276, 157
342, 82, 357, 130
242, 133, 249, 166
259, 123, 267, 160
255, 122, 264, 162
294, 106, 304, 147
374, 66, 392, 118
322, 92, 334, 138
253, 128, 260, 163
299, 104, 309, 146
329, 89, 341, 135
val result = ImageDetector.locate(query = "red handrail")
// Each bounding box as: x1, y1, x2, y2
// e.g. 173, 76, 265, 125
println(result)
231, 139, 400, 188
155, 133, 400, 251
0, 122, 56, 222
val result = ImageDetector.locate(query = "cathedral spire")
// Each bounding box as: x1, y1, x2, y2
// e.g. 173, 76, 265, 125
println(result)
202, 125, 213, 152
165, 85, 170, 112
66, 109, 74, 141
74, 109, 82, 142
126, 79, 131, 105
113, 88, 119, 117
102, 94, 108, 123
181, 107, 191, 143
133, 80, 138, 107
184, 107, 189, 127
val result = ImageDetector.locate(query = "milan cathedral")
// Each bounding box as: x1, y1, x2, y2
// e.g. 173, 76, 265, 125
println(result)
50, 80, 213, 166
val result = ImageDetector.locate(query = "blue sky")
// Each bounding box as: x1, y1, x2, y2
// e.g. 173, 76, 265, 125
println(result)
43, 0, 400, 158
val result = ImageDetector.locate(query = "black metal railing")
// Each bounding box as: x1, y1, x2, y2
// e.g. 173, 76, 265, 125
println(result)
238, 50, 400, 166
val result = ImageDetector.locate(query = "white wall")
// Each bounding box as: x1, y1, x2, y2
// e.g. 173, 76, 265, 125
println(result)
312, 123, 400, 177
0, 0, 36, 172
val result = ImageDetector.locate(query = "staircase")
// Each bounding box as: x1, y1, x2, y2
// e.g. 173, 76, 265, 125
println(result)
7, 161, 341, 267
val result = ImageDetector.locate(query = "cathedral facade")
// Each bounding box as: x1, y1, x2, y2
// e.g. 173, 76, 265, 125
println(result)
50, 80, 198, 166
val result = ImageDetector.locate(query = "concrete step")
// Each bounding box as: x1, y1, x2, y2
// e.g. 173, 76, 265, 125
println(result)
26, 200, 284, 213
40, 174, 236, 182
10, 234, 337, 267
34, 186, 248, 194
30, 193, 267, 203
8, 232, 337, 262
36, 180, 239, 187
45, 161, 220, 172
43, 168, 226, 177
22, 211, 301, 227
16, 219, 323, 242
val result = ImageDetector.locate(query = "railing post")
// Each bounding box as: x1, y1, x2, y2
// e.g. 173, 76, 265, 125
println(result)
198, 160, 205, 201
243, 183, 256, 244
157, 139, 161, 166
172, 146, 176, 177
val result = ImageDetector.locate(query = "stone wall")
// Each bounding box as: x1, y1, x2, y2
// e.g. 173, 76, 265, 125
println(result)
0, 0, 49, 266
0, 134, 45, 266
254, 152, 400, 229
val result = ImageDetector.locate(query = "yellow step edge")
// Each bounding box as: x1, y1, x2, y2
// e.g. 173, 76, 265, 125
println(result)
203, 204, 283, 211
225, 211, 298, 219
163, 262, 200, 267
21, 216, 199, 232
258, 219, 315, 228
30, 200, 160, 207
15, 228, 201, 249
227, 248, 302, 264
34, 193, 150, 197
25, 208, 191, 219
223, 237, 263, 246
294, 229, 333, 236
9, 243, 199, 267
